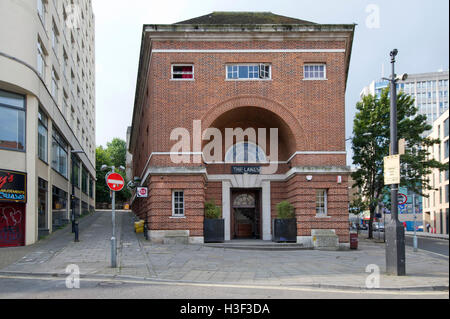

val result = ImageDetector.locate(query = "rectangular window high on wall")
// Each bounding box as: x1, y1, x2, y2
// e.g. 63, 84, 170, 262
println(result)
0, 89, 26, 151
316, 189, 328, 216
304, 64, 326, 80
38, 108, 48, 162
37, 0, 46, 25
171, 65, 194, 80
226, 64, 271, 80
51, 129, 68, 177
172, 190, 185, 216
37, 39, 46, 79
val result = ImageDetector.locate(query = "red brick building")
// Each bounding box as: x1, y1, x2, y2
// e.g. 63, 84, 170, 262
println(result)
129, 12, 355, 247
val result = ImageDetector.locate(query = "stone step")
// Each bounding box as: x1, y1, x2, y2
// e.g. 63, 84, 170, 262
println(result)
204, 240, 310, 251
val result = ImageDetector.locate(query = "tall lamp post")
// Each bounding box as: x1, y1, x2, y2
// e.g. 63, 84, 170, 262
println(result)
382, 49, 408, 276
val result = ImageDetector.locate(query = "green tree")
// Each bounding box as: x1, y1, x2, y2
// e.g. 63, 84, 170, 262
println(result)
351, 89, 446, 239
96, 138, 131, 206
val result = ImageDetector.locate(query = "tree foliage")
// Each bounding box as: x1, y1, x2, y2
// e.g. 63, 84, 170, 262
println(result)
351, 89, 446, 238
96, 138, 131, 205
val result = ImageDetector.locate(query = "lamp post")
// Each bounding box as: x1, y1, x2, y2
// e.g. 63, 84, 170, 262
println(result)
382, 49, 407, 276
70, 150, 85, 242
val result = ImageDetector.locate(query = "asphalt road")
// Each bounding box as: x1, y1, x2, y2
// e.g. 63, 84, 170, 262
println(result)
0, 274, 447, 300
358, 230, 449, 257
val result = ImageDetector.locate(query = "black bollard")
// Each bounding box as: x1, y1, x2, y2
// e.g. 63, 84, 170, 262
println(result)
144, 221, 149, 240
74, 220, 79, 242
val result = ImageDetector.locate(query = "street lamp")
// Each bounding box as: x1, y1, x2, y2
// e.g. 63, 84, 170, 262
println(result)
382, 49, 407, 276
70, 150, 85, 242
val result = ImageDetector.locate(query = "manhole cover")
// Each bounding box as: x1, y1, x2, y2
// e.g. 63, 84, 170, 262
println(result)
98, 281, 124, 287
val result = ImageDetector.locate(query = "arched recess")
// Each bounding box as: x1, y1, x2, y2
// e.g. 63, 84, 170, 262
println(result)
201, 96, 307, 161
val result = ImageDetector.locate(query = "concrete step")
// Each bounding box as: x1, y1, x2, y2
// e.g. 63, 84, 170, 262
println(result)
203, 240, 310, 251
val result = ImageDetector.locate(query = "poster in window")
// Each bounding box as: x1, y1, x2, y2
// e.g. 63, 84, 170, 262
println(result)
0, 169, 27, 203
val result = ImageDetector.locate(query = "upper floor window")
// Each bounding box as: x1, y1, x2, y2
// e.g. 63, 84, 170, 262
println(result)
37, 39, 47, 79
226, 64, 271, 80
38, 108, 48, 163
171, 65, 194, 80
304, 64, 326, 80
225, 142, 267, 163
37, 0, 46, 26
0, 90, 26, 151
316, 189, 328, 216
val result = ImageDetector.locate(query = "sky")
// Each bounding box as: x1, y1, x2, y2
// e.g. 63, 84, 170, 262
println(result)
92, 0, 449, 165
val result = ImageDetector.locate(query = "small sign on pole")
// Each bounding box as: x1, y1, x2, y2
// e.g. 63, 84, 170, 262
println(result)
137, 187, 148, 198
384, 154, 400, 185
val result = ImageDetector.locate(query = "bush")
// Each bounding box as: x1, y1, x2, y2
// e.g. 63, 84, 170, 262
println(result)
276, 201, 295, 219
204, 200, 222, 219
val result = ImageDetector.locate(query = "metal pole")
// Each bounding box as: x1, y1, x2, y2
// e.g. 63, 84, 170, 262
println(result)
385, 49, 406, 276
111, 166, 117, 268
413, 194, 418, 252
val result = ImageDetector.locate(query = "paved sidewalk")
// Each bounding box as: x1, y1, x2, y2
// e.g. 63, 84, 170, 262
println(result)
0, 211, 448, 291
405, 231, 449, 240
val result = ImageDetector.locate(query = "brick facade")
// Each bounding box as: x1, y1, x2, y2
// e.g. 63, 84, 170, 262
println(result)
129, 14, 355, 246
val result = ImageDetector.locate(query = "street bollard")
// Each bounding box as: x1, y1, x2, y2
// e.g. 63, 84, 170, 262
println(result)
74, 220, 79, 242
144, 221, 149, 240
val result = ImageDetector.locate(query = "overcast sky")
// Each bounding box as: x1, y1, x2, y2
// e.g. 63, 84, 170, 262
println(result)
92, 0, 449, 165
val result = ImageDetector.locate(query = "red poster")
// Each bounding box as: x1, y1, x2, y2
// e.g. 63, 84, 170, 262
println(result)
0, 203, 25, 247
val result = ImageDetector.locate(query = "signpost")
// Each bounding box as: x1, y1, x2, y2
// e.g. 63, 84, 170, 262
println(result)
105, 169, 124, 268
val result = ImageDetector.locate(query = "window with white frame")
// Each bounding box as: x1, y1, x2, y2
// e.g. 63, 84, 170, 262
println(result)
37, 39, 46, 78
38, 108, 48, 163
37, 0, 46, 26
304, 64, 326, 80
172, 190, 185, 216
316, 189, 328, 216
51, 68, 59, 98
226, 64, 271, 80
171, 65, 194, 80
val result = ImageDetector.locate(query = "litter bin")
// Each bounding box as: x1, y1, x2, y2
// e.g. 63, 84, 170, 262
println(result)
350, 232, 358, 250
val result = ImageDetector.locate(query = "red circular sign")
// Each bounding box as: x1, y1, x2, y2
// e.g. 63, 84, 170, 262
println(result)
106, 173, 124, 192
398, 193, 407, 205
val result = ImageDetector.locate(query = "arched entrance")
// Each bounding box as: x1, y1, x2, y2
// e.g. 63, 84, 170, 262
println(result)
231, 189, 261, 239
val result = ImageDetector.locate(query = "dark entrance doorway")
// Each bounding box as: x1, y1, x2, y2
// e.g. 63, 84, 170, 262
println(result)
231, 189, 261, 239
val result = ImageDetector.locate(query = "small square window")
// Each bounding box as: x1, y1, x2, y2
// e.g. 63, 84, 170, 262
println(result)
172, 65, 194, 80
304, 64, 326, 80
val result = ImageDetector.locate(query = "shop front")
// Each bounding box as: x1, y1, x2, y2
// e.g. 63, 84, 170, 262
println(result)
0, 169, 27, 247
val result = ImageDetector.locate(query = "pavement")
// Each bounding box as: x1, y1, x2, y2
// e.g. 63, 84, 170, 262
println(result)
0, 211, 448, 292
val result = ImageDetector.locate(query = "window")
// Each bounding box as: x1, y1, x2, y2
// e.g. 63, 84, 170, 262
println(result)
38, 178, 48, 230
52, 20, 59, 51
444, 140, 449, 160
38, 108, 48, 162
51, 69, 59, 98
71, 156, 80, 187
316, 189, 328, 216
226, 64, 271, 80
444, 118, 449, 138
81, 167, 88, 194
0, 89, 26, 151
304, 64, 326, 80
52, 129, 68, 177
37, 39, 46, 78
225, 142, 267, 163
52, 186, 68, 228
171, 65, 194, 80
172, 190, 184, 216
37, 0, 46, 26
89, 177, 94, 198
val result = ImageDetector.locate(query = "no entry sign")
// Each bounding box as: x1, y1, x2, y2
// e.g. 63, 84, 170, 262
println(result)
106, 173, 124, 192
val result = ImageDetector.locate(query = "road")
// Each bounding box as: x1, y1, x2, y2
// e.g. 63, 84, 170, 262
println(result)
0, 274, 447, 300
359, 230, 449, 257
